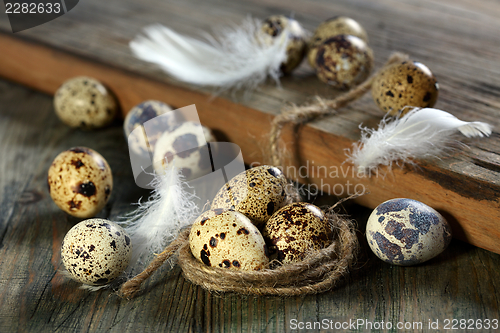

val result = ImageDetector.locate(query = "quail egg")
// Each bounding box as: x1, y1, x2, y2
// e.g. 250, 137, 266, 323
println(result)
48, 147, 113, 218
54, 76, 118, 129
152, 121, 216, 180
263, 202, 332, 264
366, 198, 452, 266
124, 100, 174, 156
189, 209, 269, 270
211, 165, 287, 227
308, 16, 368, 68
315, 35, 374, 90
371, 61, 439, 116
61, 218, 132, 285
261, 15, 307, 73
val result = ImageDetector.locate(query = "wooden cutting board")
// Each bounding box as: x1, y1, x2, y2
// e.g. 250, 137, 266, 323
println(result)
0, 0, 499, 254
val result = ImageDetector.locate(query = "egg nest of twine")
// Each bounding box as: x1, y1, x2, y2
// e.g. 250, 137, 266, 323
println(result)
119, 210, 358, 298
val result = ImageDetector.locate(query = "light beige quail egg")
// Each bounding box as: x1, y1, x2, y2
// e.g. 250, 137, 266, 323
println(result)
261, 15, 307, 73
54, 76, 118, 129
308, 16, 368, 68
315, 35, 374, 90
371, 61, 439, 116
189, 209, 269, 270
152, 121, 216, 180
366, 198, 452, 266
48, 147, 113, 218
211, 165, 287, 227
123, 100, 174, 156
263, 202, 332, 264
61, 218, 132, 285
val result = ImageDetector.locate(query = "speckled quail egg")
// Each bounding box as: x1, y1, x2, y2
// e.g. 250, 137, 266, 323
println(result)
308, 16, 368, 68
315, 35, 374, 90
261, 15, 307, 74
61, 218, 132, 285
152, 121, 216, 180
189, 209, 269, 270
48, 147, 113, 218
366, 198, 452, 266
124, 100, 174, 156
211, 165, 287, 227
263, 202, 332, 264
54, 76, 118, 129
371, 61, 439, 116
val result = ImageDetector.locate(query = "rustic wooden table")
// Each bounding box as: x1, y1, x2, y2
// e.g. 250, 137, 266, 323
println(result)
1, 0, 500, 254
0, 0, 499, 331
0, 78, 498, 332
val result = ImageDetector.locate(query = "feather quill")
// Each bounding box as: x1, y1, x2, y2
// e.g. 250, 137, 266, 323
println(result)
118, 163, 199, 266
346, 108, 493, 175
129, 17, 291, 90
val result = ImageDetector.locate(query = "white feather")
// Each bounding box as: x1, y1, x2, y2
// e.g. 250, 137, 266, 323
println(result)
129, 17, 290, 90
118, 163, 199, 266
346, 108, 493, 175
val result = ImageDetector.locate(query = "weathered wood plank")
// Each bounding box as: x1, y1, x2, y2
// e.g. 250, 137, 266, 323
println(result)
0, 77, 496, 332
0, 0, 499, 253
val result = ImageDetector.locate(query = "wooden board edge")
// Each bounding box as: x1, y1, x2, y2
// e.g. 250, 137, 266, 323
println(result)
0, 32, 499, 254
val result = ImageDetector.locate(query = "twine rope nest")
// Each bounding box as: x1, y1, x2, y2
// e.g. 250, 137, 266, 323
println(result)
120, 209, 357, 299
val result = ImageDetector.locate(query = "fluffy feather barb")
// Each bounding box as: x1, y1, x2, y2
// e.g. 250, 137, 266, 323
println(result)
346, 108, 493, 175
118, 164, 199, 265
129, 18, 290, 90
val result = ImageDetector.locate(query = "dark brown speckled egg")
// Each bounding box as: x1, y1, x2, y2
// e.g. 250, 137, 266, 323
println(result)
261, 15, 307, 74
211, 165, 287, 227
263, 202, 332, 264
366, 198, 452, 266
315, 35, 374, 90
48, 147, 113, 218
308, 16, 368, 68
61, 218, 132, 285
371, 61, 439, 116
54, 76, 117, 129
189, 209, 269, 270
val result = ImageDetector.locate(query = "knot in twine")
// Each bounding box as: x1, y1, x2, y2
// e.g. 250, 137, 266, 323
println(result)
118, 52, 408, 299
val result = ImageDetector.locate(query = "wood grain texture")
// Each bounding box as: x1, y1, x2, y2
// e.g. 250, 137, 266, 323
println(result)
0, 0, 499, 254
0, 0, 499, 244
0, 0, 499, 253
0, 79, 499, 332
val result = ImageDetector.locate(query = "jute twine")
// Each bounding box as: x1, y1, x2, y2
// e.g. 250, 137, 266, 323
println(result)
120, 202, 358, 299
119, 52, 408, 299
269, 52, 409, 167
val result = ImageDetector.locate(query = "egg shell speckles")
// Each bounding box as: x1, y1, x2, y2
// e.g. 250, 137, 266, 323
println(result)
124, 100, 174, 156
315, 35, 374, 90
263, 202, 332, 264
211, 165, 287, 227
371, 61, 439, 116
54, 76, 118, 129
261, 15, 307, 74
366, 198, 452, 266
152, 121, 216, 180
48, 147, 113, 218
189, 209, 269, 270
308, 16, 368, 68
61, 218, 132, 285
